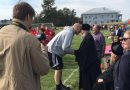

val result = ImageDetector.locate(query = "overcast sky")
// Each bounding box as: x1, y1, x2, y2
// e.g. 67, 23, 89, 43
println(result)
0, 0, 129, 21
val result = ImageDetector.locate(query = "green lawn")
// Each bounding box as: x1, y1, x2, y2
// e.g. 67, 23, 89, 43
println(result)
101, 30, 112, 44
41, 29, 112, 90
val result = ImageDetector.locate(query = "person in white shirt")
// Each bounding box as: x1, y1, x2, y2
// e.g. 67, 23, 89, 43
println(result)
47, 23, 81, 90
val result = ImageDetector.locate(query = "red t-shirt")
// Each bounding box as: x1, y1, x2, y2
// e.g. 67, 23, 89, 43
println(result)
30, 28, 38, 36
43, 29, 55, 45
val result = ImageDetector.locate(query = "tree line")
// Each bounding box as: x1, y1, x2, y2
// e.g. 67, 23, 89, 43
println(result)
34, 0, 81, 26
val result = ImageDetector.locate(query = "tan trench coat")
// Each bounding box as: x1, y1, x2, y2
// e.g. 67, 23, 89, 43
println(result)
0, 22, 49, 90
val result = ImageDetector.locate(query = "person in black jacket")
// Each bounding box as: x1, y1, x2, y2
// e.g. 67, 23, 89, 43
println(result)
75, 24, 101, 90
114, 30, 130, 90
110, 25, 123, 42
93, 41, 123, 90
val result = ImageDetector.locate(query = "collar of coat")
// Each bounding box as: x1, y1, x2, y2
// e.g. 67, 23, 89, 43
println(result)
12, 18, 29, 31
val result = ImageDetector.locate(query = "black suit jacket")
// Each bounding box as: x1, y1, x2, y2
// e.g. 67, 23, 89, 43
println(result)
113, 29, 122, 37
114, 51, 130, 90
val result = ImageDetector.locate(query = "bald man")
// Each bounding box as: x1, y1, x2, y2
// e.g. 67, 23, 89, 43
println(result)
47, 23, 81, 90
92, 25, 106, 65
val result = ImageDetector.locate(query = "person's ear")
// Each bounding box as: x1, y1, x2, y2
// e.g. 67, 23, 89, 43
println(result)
24, 14, 29, 21
27, 14, 30, 20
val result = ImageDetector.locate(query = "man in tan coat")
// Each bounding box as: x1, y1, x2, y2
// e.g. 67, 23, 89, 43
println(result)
0, 2, 49, 90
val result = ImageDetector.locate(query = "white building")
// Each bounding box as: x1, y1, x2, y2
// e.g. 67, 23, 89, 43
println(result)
82, 7, 122, 25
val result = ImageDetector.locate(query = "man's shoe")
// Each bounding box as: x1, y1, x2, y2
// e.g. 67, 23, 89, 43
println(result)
60, 84, 71, 90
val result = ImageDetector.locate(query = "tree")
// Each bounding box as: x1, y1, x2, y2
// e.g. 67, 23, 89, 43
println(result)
40, 0, 57, 23
38, 0, 81, 26
60, 8, 79, 26
42, 0, 55, 11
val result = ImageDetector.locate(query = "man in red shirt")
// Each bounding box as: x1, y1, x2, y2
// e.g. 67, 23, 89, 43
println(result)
40, 25, 55, 45
29, 26, 38, 36
30, 25, 55, 45
44, 26, 55, 44
29, 26, 46, 45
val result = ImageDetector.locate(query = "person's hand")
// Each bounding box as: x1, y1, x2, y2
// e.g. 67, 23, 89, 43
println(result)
44, 46, 48, 52
102, 53, 104, 57
108, 36, 112, 39
110, 32, 114, 36
97, 79, 103, 83
40, 43, 48, 52
74, 50, 78, 55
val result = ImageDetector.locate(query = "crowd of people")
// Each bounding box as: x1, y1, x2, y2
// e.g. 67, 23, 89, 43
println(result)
0, 1, 130, 90
29, 24, 55, 45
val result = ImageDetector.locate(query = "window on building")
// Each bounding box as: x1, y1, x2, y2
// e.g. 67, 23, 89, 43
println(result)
101, 21, 104, 24
85, 16, 87, 19
93, 17, 95, 20
101, 15, 104, 18
111, 20, 115, 22
116, 15, 118, 18
95, 16, 97, 19
111, 14, 113, 18
89, 16, 91, 19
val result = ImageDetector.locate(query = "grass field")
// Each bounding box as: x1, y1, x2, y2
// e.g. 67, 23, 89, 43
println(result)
41, 29, 112, 90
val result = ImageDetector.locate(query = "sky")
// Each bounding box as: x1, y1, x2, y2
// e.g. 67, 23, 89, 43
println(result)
0, 0, 130, 21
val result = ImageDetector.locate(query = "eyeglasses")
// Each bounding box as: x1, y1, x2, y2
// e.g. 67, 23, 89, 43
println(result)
120, 38, 130, 42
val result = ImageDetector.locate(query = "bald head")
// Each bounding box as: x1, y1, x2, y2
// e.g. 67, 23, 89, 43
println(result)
72, 23, 81, 35
93, 25, 100, 34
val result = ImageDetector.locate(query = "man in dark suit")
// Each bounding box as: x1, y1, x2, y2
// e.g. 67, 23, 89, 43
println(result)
114, 30, 130, 90
113, 25, 122, 37
111, 25, 123, 42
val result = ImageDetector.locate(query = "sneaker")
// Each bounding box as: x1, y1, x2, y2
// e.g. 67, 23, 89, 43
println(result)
60, 84, 71, 90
